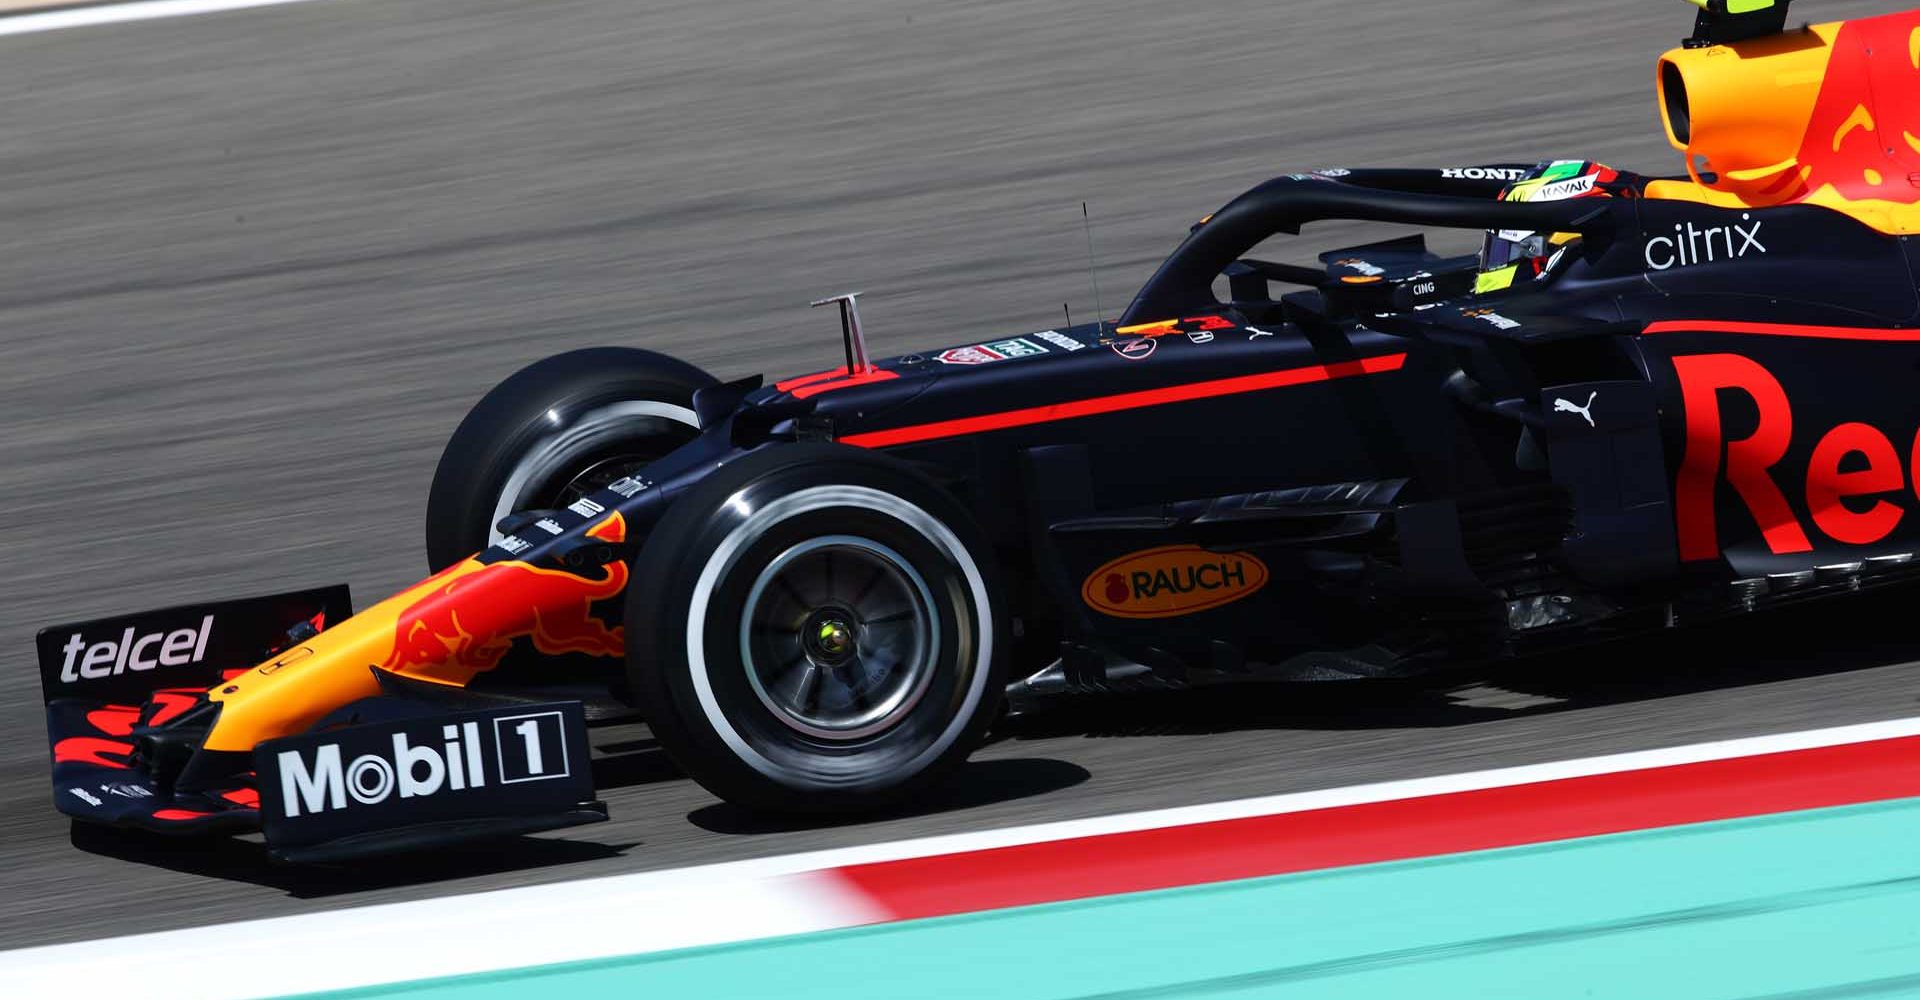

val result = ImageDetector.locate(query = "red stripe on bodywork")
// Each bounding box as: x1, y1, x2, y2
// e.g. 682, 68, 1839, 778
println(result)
1644, 320, 1920, 341
774, 366, 903, 399
787, 368, 899, 400
773, 368, 849, 392
840, 353, 1408, 449
838, 734, 1920, 921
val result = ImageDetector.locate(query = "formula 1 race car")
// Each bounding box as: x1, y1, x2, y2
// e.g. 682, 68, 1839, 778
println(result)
38, 0, 1920, 860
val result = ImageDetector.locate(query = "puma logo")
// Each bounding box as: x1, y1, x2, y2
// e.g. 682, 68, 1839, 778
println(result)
1553, 391, 1597, 428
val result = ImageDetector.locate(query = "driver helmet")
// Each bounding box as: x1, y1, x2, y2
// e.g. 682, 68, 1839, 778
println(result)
1475, 160, 1619, 293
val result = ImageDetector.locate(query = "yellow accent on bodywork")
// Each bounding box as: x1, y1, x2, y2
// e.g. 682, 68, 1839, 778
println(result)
1474, 266, 1518, 294
1685, 0, 1779, 12
1647, 178, 1920, 235
201, 559, 490, 751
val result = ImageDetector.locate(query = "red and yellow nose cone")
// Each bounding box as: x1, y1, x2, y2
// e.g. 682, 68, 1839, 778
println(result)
204, 514, 631, 752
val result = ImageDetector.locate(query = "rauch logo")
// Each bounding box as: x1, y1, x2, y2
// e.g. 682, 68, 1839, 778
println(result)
1081, 545, 1270, 619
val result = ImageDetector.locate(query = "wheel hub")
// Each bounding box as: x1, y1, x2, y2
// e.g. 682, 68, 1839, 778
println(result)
739, 536, 940, 740
801, 608, 858, 665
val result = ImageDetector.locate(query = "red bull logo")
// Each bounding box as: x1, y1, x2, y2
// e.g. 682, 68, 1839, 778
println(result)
1653, 11, 1920, 233
1773, 14, 1920, 209
381, 512, 630, 679
1675, 353, 1920, 561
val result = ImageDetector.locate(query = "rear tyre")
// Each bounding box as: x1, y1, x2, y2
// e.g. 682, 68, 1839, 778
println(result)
425, 348, 713, 571
627, 444, 1005, 812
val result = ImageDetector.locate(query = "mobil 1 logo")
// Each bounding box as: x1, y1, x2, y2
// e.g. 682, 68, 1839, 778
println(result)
256, 702, 595, 853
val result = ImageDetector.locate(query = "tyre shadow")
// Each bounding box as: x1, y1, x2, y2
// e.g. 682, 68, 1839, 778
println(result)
684, 756, 1091, 835
997, 584, 1920, 740
66, 822, 634, 899
63, 730, 674, 895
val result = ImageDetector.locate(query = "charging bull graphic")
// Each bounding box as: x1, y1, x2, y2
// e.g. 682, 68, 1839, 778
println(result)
1658, 9, 1920, 229
188, 513, 634, 753
1778, 14, 1920, 208
381, 520, 629, 677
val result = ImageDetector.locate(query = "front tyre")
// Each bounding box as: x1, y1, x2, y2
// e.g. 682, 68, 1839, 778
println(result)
627, 444, 1005, 812
425, 348, 713, 571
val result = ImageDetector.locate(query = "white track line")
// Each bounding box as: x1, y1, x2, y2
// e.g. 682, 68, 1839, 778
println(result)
6, 714, 1920, 1000
0, 0, 326, 38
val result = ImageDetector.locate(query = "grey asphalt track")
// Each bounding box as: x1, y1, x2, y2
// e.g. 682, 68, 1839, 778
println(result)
0, 0, 1912, 952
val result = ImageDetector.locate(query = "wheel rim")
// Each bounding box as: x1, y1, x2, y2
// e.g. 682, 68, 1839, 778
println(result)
488, 400, 699, 547
738, 536, 940, 741
548, 453, 654, 508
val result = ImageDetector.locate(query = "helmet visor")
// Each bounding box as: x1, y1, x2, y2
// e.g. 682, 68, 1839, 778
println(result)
1481, 230, 1547, 271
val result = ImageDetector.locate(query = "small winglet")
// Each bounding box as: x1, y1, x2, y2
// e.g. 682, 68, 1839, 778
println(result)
1681, 0, 1792, 48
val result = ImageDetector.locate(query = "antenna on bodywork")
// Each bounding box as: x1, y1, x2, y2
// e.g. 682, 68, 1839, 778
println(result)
1082, 202, 1106, 333
810, 292, 873, 376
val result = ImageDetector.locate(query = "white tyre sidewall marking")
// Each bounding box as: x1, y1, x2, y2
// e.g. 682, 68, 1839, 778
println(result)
488, 400, 698, 546
685, 484, 994, 785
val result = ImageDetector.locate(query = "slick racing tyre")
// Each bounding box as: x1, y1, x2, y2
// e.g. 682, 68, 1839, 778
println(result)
627, 444, 1006, 812
426, 347, 713, 571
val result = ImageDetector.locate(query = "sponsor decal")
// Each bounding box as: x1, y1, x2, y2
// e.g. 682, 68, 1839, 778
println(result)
1553, 391, 1598, 428
534, 518, 565, 535
1411, 280, 1438, 296
100, 782, 152, 799
274, 713, 574, 818
1111, 337, 1156, 360
1314, 167, 1352, 177
1464, 308, 1522, 331
987, 338, 1047, 358
257, 702, 594, 853
1333, 258, 1387, 277
1245, 326, 1277, 339
1032, 330, 1085, 352
1112, 316, 1235, 341
1533, 174, 1597, 200
1081, 545, 1270, 619
936, 338, 1049, 366
607, 476, 651, 498
1644, 215, 1766, 271
567, 497, 606, 518
936, 346, 1001, 365
1442, 167, 1530, 181
68, 787, 102, 807
1671, 352, 1920, 560
57, 615, 214, 685
496, 536, 532, 556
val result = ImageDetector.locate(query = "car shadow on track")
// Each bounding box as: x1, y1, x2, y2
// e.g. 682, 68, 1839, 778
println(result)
996, 584, 1920, 741
685, 756, 1092, 835
66, 822, 636, 899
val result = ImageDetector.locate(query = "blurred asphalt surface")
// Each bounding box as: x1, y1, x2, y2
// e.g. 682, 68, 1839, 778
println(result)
0, 0, 1912, 949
